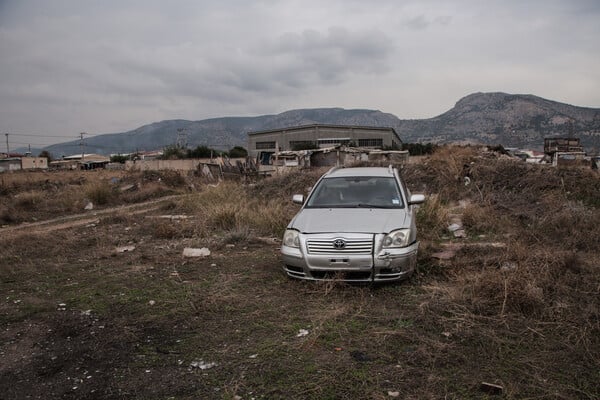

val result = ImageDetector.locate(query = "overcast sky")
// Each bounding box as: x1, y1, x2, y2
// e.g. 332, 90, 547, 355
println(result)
1, 0, 599, 148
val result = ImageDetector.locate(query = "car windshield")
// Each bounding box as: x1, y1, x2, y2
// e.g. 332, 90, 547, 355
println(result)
306, 176, 404, 208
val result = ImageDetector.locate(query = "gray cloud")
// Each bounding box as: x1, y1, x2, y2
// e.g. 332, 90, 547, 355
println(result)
0, 0, 599, 148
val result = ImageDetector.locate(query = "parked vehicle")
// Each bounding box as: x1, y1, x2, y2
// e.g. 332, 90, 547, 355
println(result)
281, 166, 425, 282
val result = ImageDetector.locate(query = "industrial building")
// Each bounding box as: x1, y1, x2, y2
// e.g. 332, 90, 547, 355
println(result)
247, 124, 402, 164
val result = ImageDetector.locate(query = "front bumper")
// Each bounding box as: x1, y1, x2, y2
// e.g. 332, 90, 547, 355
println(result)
281, 233, 418, 282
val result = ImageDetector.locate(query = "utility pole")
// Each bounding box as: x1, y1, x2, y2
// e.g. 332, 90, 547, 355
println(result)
4, 133, 8, 155
80, 132, 86, 162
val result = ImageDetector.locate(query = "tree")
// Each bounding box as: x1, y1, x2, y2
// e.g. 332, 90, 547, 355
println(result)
110, 154, 128, 163
161, 145, 187, 159
228, 146, 248, 158
188, 145, 220, 158
38, 150, 53, 162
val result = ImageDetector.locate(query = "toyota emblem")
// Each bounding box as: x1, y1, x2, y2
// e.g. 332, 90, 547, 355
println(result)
333, 239, 346, 249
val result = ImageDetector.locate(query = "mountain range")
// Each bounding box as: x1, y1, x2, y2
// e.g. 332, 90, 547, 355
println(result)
39, 92, 600, 157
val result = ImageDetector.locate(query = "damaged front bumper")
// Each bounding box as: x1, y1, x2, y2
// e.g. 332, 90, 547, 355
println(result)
281, 234, 418, 282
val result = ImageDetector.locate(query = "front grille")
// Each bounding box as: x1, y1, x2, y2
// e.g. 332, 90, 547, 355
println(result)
306, 238, 373, 255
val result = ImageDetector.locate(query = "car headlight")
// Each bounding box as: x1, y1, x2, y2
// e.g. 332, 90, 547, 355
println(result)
283, 229, 300, 248
382, 229, 411, 248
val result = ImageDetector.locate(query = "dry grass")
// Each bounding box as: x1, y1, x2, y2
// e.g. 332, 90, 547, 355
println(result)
1, 147, 599, 399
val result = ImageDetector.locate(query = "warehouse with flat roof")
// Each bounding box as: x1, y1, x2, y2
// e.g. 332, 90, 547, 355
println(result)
247, 124, 402, 163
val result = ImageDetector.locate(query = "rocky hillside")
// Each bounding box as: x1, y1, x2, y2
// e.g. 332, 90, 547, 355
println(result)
41, 92, 600, 156
397, 92, 600, 150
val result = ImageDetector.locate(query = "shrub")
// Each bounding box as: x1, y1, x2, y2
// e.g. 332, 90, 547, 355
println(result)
84, 181, 114, 205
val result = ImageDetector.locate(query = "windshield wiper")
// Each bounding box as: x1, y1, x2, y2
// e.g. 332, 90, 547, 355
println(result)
356, 203, 388, 208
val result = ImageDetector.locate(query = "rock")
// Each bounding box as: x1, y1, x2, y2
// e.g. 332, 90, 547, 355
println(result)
296, 329, 309, 337
115, 245, 136, 253
119, 184, 137, 192
189, 360, 217, 370
183, 247, 211, 257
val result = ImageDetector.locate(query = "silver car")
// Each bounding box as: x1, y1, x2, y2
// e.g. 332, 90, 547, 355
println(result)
281, 166, 425, 282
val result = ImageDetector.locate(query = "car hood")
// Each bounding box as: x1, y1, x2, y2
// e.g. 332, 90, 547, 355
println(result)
290, 208, 409, 234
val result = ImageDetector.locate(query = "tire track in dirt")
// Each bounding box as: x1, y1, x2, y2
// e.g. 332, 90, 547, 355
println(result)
1, 194, 185, 235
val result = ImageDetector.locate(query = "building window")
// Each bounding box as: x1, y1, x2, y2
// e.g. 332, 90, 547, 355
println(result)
255, 141, 276, 150
358, 138, 383, 147
290, 141, 317, 150
317, 138, 351, 147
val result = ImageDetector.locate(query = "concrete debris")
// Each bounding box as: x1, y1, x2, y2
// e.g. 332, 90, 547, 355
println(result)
183, 247, 211, 257
448, 223, 462, 232
296, 329, 309, 337
189, 360, 217, 370
453, 229, 467, 238
115, 245, 136, 253
119, 184, 137, 192
431, 250, 457, 260
84, 202, 94, 210
256, 237, 280, 245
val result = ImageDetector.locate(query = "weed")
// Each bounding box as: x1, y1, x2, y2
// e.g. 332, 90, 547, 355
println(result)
14, 191, 45, 209
416, 194, 448, 241
84, 181, 114, 205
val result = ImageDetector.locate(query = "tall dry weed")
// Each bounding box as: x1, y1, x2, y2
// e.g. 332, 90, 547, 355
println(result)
84, 181, 114, 205
416, 194, 449, 241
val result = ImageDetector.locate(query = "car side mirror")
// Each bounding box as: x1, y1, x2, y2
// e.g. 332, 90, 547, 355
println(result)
408, 194, 425, 205
292, 194, 305, 205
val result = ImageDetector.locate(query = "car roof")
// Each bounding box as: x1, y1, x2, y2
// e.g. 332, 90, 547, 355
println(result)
324, 167, 395, 178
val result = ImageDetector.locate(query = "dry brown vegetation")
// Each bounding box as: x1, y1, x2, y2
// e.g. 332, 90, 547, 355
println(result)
1, 148, 599, 399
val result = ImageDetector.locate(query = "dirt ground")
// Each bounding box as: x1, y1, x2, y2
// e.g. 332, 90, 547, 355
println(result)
1, 153, 599, 399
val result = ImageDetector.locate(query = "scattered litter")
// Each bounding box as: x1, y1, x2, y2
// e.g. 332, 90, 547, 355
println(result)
225, 244, 235, 249
115, 245, 136, 253
189, 360, 217, 370
442, 331, 452, 338
57, 303, 66, 311
81, 309, 92, 316
183, 247, 211, 257
464, 176, 471, 186
448, 223, 462, 232
84, 202, 94, 210
480, 382, 504, 395
148, 300, 156, 306
119, 184, 137, 192
145, 215, 190, 220
388, 391, 400, 397
210, 263, 217, 267
249, 354, 258, 359
453, 229, 467, 238
256, 237, 280, 244
296, 329, 309, 337
501, 262, 517, 271
431, 250, 456, 260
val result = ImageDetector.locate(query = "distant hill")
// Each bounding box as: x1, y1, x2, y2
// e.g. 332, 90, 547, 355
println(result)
40, 92, 600, 157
